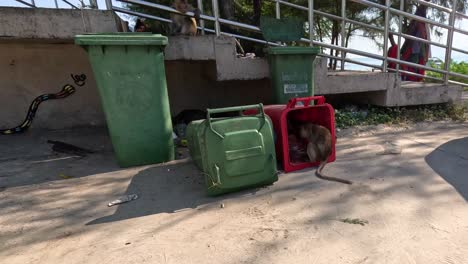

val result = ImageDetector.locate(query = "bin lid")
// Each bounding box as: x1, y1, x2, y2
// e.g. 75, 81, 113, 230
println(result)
75, 33, 168, 46
267, 46, 320, 55
260, 16, 304, 42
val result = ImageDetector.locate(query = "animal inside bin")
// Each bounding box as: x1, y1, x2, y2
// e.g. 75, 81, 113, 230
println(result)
286, 110, 334, 166
285, 109, 350, 184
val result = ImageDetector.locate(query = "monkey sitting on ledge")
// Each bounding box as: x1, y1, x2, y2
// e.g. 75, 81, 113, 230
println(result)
171, 0, 200, 36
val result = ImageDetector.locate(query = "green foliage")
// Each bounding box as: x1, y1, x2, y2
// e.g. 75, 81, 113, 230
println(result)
335, 103, 467, 129
427, 59, 468, 86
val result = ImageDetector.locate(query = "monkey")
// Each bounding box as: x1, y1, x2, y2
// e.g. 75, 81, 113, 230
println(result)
298, 123, 352, 185
288, 133, 308, 163
134, 18, 149, 32
171, 0, 200, 36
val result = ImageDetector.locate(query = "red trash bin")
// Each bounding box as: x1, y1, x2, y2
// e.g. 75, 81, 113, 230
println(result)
263, 96, 336, 173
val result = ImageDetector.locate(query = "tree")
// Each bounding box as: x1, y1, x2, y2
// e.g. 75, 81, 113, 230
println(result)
126, 0, 467, 69
364, 0, 468, 49
253, 0, 262, 25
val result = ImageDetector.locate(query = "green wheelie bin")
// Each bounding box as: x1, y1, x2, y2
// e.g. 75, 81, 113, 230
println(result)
186, 104, 278, 196
75, 33, 174, 167
261, 17, 321, 103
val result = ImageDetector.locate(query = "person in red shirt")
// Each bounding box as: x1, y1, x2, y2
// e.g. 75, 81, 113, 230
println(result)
387, 33, 398, 70
386, 1, 431, 82
400, 1, 431, 81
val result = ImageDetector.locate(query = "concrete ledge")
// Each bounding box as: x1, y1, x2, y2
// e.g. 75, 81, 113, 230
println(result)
165, 35, 215, 60
399, 82, 463, 106
0, 7, 119, 42
165, 35, 270, 81
213, 36, 270, 81
316, 71, 395, 95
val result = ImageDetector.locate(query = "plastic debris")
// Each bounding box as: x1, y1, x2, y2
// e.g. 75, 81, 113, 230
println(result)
238, 53, 256, 59
377, 141, 402, 155
108, 194, 139, 207
340, 218, 369, 226
175, 123, 187, 138
48, 140, 94, 157
59, 173, 73, 179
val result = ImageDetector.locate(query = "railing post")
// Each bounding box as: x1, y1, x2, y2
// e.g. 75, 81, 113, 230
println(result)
276, 0, 281, 19
444, 0, 457, 84
105, 0, 112, 10
308, 0, 314, 46
30, 0, 36, 7
340, 0, 346, 70
212, 0, 221, 36
54, 0, 59, 8
382, 0, 390, 73
396, 0, 404, 74
197, 0, 205, 35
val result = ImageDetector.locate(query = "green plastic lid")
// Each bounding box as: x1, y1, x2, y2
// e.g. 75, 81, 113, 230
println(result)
75, 33, 168, 46
267, 46, 320, 55
260, 16, 304, 42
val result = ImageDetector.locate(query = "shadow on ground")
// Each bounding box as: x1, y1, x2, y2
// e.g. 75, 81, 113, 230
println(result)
425, 136, 468, 201
0, 127, 120, 190
87, 162, 268, 225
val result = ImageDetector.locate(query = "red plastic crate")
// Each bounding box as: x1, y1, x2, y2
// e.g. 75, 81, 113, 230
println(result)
263, 96, 336, 173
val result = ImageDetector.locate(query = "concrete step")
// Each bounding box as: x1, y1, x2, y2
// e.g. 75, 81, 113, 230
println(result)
165, 35, 269, 81
399, 81, 463, 106
462, 91, 468, 101
316, 70, 396, 95
165, 35, 463, 106
459, 90, 467, 107
165, 35, 398, 96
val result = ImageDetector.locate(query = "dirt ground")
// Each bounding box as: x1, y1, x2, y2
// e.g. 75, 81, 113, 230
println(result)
1, 122, 467, 264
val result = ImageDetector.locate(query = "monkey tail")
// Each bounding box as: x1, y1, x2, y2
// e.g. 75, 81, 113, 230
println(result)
315, 160, 352, 185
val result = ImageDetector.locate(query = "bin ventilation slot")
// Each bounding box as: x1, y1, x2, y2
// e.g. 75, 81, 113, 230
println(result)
225, 146, 264, 161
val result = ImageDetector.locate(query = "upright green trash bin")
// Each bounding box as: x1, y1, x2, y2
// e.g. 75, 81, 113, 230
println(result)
75, 33, 174, 167
260, 17, 321, 103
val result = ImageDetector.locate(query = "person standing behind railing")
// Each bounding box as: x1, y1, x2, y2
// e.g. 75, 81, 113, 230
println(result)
400, 0, 432, 82
388, 33, 398, 70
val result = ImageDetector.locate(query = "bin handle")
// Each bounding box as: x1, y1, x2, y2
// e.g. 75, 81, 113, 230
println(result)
207, 104, 265, 139
214, 164, 221, 185
286, 96, 325, 109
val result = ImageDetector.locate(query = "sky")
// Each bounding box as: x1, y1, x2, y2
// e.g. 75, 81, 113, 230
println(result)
2, 0, 112, 9
3, 0, 468, 70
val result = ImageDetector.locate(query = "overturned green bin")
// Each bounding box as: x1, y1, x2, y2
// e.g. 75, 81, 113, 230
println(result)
75, 33, 174, 167
186, 104, 278, 196
261, 17, 320, 103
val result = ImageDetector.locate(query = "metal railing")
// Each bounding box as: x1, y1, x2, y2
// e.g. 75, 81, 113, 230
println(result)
109, 0, 468, 86
7, 0, 467, 86
112, 0, 468, 86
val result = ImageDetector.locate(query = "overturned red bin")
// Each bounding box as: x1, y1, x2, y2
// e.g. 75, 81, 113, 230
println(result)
248, 96, 336, 173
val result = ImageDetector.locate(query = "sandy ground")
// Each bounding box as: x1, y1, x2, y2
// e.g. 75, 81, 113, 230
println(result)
1, 122, 467, 264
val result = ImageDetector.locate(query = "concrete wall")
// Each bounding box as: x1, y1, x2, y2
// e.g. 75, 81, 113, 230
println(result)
166, 61, 272, 113
0, 42, 273, 130
0, 43, 105, 130
0, 7, 120, 41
